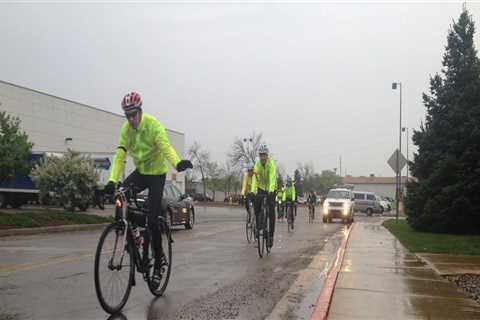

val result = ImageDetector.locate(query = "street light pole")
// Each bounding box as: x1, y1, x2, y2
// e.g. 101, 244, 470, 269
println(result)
403, 127, 409, 193
392, 82, 402, 222
243, 137, 253, 165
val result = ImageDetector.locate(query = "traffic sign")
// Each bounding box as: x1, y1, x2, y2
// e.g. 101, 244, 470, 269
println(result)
388, 149, 407, 174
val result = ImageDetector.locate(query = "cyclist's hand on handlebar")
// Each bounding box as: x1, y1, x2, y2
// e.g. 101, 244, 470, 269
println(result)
176, 160, 193, 172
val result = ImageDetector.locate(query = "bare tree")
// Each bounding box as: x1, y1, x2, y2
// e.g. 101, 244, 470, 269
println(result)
228, 132, 264, 169
222, 161, 241, 196
188, 141, 210, 199
205, 161, 221, 200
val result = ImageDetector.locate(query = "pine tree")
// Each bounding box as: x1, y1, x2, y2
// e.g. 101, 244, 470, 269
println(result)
406, 8, 480, 234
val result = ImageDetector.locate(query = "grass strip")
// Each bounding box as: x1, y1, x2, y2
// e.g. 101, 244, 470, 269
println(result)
383, 219, 480, 255
0, 211, 112, 228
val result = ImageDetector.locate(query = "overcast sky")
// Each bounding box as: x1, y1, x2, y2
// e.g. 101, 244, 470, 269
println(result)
1, 1, 478, 177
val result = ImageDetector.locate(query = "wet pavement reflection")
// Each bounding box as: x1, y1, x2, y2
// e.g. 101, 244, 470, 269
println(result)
328, 217, 480, 320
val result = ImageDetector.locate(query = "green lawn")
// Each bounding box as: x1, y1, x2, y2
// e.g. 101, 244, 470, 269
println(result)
383, 219, 480, 255
0, 210, 113, 229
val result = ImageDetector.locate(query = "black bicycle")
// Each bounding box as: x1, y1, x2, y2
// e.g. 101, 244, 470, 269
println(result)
94, 184, 172, 314
285, 200, 295, 232
256, 194, 271, 258
308, 202, 315, 224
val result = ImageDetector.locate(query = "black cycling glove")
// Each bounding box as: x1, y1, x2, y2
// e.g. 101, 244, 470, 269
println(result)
104, 181, 116, 195
176, 160, 193, 172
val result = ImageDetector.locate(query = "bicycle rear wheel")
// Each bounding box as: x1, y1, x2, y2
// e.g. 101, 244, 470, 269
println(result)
146, 221, 172, 296
94, 222, 134, 314
287, 205, 293, 232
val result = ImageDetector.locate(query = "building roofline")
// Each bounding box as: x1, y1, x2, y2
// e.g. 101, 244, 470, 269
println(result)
0, 79, 184, 136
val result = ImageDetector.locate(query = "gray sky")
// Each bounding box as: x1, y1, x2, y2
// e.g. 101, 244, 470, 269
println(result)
1, 1, 478, 177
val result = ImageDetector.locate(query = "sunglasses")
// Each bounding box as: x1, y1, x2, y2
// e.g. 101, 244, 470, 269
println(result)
125, 112, 139, 119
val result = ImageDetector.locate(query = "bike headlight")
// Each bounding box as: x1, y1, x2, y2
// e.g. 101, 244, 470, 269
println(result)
182, 208, 188, 213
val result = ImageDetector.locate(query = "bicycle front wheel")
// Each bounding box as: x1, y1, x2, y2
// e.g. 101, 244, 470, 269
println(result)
257, 210, 265, 258
265, 211, 271, 254
94, 223, 134, 314
147, 221, 172, 296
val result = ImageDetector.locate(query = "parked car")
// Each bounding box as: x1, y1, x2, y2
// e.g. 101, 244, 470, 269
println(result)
297, 196, 306, 204
322, 188, 355, 224
136, 181, 195, 229
224, 194, 242, 203
192, 193, 213, 202
316, 195, 326, 205
378, 196, 392, 212
353, 191, 383, 216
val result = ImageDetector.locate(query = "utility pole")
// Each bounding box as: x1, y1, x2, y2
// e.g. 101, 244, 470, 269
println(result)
339, 156, 342, 178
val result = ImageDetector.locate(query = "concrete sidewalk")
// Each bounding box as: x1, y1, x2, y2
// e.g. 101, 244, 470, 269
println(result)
327, 220, 480, 320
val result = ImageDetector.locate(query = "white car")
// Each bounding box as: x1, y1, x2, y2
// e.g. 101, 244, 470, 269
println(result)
322, 188, 354, 224
376, 196, 391, 212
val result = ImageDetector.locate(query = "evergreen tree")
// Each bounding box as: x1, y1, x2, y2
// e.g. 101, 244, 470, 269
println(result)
406, 8, 480, 234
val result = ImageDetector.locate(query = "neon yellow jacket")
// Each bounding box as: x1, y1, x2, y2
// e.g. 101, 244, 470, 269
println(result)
240, 172, 253, 196
108, 113, 180, 182
282, 185, 296, 201
276, 187, 285, 202
250, 158, 276, 193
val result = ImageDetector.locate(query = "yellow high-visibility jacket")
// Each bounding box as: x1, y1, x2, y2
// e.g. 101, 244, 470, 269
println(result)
241, 172, 253, 196
109, 113, 180, 182
250, 158, 277, 193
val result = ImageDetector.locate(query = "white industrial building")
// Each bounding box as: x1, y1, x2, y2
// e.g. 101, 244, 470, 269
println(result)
342, 175, 409, 199
0, 80, 185, 192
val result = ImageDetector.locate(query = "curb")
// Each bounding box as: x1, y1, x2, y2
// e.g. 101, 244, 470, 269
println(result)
310, 222, 355, 320
0, 223, 109, 238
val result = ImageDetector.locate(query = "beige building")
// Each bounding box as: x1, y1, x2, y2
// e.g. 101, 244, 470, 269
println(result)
0, 80, 185, 192
342, 175, 410, 199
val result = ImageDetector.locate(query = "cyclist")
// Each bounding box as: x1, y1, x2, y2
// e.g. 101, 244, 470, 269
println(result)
251, 144, 277, 248
240, 162, 255, 223
104, 91, 193, 283
307, 190, 317, 219
276, 184, 285, 220
293, 181, 298, 216
282, 177, 296, 228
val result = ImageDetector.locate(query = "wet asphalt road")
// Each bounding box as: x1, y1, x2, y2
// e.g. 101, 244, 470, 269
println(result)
0, 206, 354, 320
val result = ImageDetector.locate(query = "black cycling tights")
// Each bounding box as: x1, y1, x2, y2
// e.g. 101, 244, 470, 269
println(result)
124, 170, 166, 265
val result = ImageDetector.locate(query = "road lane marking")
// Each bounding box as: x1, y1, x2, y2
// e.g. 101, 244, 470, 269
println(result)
0, 252, 94, 276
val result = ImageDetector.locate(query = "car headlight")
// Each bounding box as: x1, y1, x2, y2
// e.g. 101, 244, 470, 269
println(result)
343, 203, 350, 215
323, 204, 329, 215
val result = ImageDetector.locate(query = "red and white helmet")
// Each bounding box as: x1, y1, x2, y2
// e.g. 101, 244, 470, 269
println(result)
121, 91, 143, 114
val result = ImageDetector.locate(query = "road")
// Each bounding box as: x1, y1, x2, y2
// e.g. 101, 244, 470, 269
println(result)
0, 206, 356, 320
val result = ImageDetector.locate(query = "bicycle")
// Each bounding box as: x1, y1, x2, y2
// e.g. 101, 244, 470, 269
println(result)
94, 184, 172, 314
308, 203, 315, 224
245, 196, 256, 243
285, 200, 294, 232
256, 193, 271, 258
277, 200, 284, 222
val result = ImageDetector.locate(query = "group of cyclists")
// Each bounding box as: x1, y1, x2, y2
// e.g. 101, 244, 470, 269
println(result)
240, 146, 319, 247
97, 91, 322, 313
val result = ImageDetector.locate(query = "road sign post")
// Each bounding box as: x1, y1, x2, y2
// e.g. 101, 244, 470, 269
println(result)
388, 149, 407, 221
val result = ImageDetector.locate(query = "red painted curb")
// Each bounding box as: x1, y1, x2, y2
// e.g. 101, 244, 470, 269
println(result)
310, 223, 355, 320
